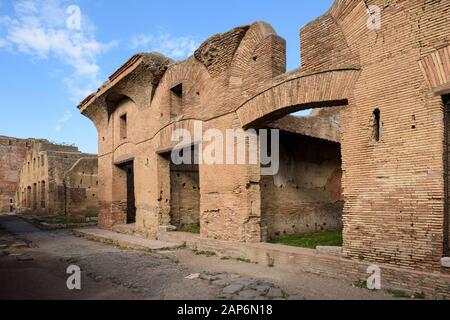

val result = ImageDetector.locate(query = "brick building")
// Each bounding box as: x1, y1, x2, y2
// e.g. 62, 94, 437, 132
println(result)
0, 136, 34, 213
78, 0, 450, 294
16, 140, 99, 220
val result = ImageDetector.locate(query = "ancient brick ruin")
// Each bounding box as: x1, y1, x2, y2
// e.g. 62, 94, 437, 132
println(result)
15, 139, 99, 220
77, 0, 450, 294
0, 136, 33, 213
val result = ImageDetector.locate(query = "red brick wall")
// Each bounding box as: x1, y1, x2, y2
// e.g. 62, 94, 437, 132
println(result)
299, 0, 450, 271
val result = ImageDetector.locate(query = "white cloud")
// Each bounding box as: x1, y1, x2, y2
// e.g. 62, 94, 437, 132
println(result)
130, 33, 199, 60
0, 0, 118, 102
54, 110, 72, 132
0, 37, 8, 48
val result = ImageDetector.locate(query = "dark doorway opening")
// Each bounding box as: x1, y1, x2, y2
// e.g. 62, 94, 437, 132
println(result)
444, 94, 450, 256
258, 106, 344, 245
118, 161, 136, 224
170, 161, 200, 230
163, 145, 201, 233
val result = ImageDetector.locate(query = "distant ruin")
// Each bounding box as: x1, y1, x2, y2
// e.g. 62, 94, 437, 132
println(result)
16, 139, 98, 220
0, 136, 98, 220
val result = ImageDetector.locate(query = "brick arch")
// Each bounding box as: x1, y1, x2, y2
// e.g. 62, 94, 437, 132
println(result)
106, 93, 137, 120
419, 45, 450, 95
235, 67, 360, 128
156, 119, 204, 153
78, 52, 172, 132
151, 58, 213, 117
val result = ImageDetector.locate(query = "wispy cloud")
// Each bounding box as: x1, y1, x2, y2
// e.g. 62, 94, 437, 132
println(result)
0, 0, 118, 102
54, 110, 72, 132
129, 33, 199, 60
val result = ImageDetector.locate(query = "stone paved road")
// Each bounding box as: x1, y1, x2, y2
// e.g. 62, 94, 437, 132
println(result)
0, 214, 400, 300
0, 214, 217, 300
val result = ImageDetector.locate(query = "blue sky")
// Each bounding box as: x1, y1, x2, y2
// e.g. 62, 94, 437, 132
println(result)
0, 0, 334, 153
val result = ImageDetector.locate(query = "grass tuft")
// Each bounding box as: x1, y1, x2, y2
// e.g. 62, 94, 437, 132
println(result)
269, 230, 343, 249
177, 226, 201, 234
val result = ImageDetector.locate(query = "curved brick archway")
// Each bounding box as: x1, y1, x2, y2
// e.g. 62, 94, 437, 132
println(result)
419, 45, 450, 95
235, 68, 360, 128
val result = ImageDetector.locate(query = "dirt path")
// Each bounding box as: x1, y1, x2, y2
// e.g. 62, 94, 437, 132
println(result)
0, 214, 399, 300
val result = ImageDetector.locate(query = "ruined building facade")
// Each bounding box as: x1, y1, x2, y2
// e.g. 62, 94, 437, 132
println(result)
16, 140, 99, 220
78, 0, 450, 294
0, 136, 33, 213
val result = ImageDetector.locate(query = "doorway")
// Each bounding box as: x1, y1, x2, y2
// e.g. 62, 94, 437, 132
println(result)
118, 161, 136, 224
259, 106, 344, 244
444, 94, 450, 255
170, 162, 200, 230
163, 145, 201, 232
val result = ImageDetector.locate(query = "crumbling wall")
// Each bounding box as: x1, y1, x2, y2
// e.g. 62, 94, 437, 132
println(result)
0, 136, 29, 212
300, 11, 358, 72
46, 151, 88, 215
300, 0, 450, 271
268, 107, 343, 143
261, 133, 343, 240
16, 141, 98, 219
64, 157, 99, 220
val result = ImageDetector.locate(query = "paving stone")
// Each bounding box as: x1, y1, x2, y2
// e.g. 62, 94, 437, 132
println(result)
200, 273, 218, 281
212, 279, 229, 287
235, 278, 256, 287
288, 295, 306, 300
238, 290, 261, 299
253, 284, 272, 293
232, 295, 252, 301
222, 284, 244, 295
217, 293, 233, 300
266, 287, 284, 299
16, 255, 34, 262
11, 242, 28, 249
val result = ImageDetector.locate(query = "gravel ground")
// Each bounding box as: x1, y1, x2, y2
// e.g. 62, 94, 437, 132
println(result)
0, 214, 402, 300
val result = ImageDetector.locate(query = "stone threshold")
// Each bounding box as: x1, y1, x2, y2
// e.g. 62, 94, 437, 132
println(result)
73, 228, 184, 252
17, 214, 97, 230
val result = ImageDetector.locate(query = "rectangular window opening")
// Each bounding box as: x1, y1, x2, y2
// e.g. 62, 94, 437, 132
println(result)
170, 82, 183, 98
170, 82, 183, 119
120, 114, 128, 140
